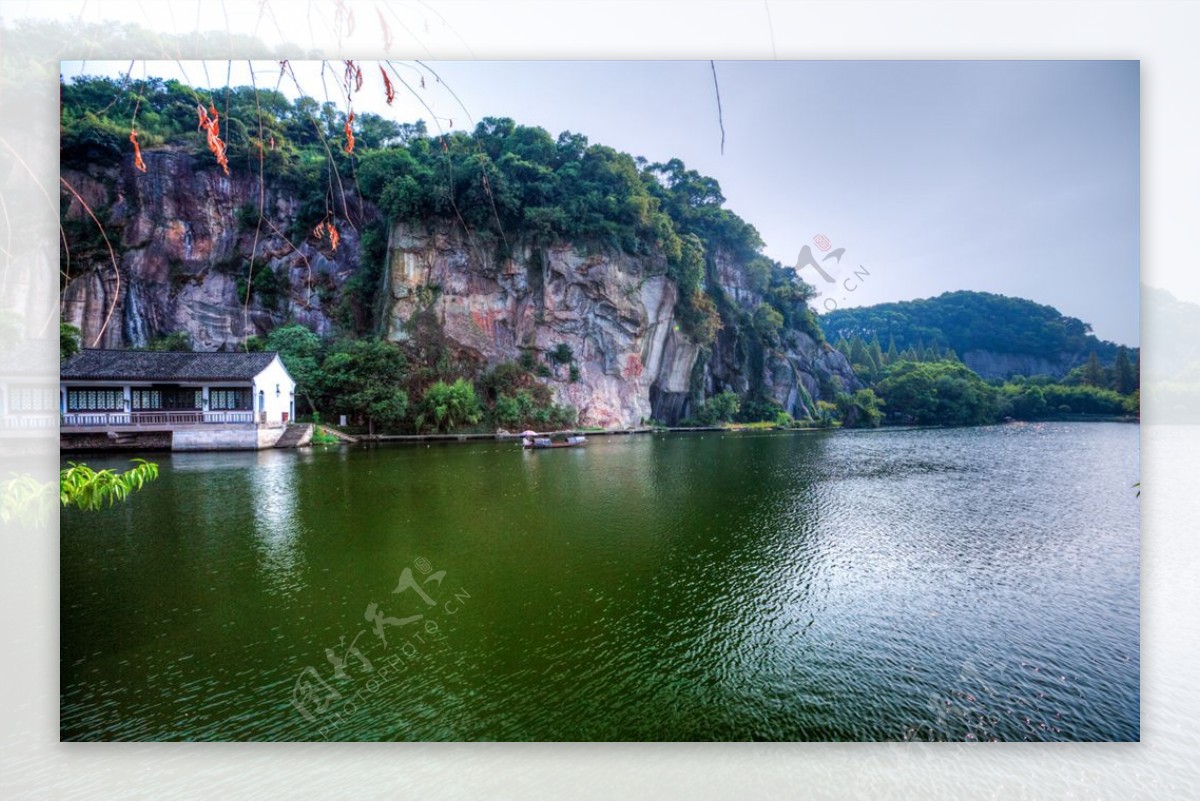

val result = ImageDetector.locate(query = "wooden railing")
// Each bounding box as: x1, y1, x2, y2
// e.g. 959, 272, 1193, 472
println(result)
61, 410, 256, 427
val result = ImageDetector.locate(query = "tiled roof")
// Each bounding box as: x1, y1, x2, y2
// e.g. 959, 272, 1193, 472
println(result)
60, 350, 280, 381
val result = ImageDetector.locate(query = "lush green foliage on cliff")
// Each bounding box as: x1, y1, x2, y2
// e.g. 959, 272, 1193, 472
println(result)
821, 291, 1126, 366
61, 74, 821, 350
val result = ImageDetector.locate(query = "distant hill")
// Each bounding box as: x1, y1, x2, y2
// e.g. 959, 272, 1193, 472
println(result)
819, 290, 1131, 379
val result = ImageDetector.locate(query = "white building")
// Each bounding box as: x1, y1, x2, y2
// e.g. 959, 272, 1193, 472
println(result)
60, 350, 297, 450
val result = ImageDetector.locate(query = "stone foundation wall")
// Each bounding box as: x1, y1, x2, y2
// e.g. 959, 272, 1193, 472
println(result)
60, 431, 172, 451
172, 428, 264, 451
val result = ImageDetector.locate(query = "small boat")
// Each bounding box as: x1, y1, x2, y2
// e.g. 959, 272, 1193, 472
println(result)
521, 434, 587, 449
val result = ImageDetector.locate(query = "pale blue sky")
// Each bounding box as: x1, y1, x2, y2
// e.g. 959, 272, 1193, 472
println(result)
62, 59, 1140, 345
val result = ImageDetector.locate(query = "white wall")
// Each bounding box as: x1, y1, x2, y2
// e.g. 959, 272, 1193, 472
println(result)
252, 355, 296, 426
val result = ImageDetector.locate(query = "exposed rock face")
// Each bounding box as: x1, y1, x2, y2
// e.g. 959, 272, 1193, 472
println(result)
703, 250, 859, 421
63, 152, 859, 429
384, 223, 858, 427
61, 150, 352, 350
384, 224, 686, 427
961, 349, 1085, 380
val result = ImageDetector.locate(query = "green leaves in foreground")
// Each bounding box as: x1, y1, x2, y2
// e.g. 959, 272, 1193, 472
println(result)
60, 459, 159, 512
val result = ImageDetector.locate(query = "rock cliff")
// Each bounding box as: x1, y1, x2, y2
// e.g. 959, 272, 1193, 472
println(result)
61, 149, 355, 351
383, 222, 858, 427
960, 350, 1086, 380
62, 151, 858, 428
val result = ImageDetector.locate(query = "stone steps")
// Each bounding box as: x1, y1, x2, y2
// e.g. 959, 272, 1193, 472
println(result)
274, 423, 313, 449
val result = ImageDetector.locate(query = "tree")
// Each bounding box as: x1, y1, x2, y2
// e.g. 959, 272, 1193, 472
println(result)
547, 342, 575, 378
868, 335, 885, 373
751, 303, 785, 344
821, 290, 1123, 368
1082, 352, 1105, 387
1123, 389, 1140, 416
493, 392, 531, 429
549, 343, 574, 365
1039, 383, 1126, 415
320, 339, 410, 434
849, 335, 877, 379
876, 360, 999, 425
422, 378, 483, 433
814, 400, 839, 427
265, 324, 323, 412
1003, 384, 1048, 419
836, 389, 883, 428
353, 113, 404, 150
61, 322, 82, 361
696, 390, 740, 424
1114, 346, 1137, 395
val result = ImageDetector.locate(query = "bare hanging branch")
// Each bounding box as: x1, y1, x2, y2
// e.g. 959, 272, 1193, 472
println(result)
710, 60, 726, 156
59, 176, 121, 347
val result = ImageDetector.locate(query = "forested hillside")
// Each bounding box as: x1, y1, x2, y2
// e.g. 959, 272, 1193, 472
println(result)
820, 290, 1130, 379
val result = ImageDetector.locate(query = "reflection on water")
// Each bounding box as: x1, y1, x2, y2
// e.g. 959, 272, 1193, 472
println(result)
61, 423, 1139, 741
248, 452, 302, 591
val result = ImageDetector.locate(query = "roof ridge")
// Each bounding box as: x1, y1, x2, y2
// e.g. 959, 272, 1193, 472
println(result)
61, 349, 283, 382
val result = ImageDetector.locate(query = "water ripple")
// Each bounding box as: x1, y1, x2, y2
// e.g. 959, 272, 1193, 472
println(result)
60, 423, 1139, 741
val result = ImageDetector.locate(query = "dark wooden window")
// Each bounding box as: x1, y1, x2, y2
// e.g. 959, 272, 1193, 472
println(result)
130, 389, 162, 410
66, 388, 124, 411
209, 387, 251, 410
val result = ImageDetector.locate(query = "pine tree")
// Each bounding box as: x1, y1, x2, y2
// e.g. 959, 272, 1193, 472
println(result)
849, 336, 876, 378
945, 348, 959, 363
1083, 352, 1105, 386
885, 335, 899, 365
1114, 346, 1136, 394
868, 334, 885, 373
915, 337, 927, 362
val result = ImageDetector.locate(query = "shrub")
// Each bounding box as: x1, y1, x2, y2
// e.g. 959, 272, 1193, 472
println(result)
694, 390, 740, 424
422, 378, 483, 432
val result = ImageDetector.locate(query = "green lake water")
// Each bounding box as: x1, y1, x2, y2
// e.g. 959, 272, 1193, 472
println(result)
60, 422, 1140, 741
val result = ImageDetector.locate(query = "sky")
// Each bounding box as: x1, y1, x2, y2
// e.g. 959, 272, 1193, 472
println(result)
61, 58, 1141, 345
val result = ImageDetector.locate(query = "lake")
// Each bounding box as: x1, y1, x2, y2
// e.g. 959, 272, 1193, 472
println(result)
60, 422, 1139, 741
